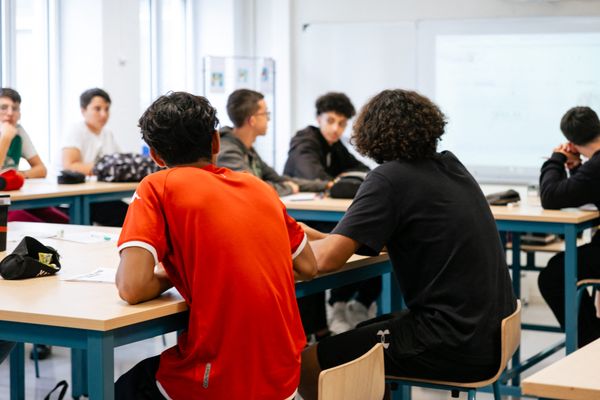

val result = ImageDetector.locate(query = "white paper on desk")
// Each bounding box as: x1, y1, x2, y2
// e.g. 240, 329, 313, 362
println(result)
59, 231, 119, 244
7, 230, 57, 243
280, 193, 318, 201
62, 268, 116, 283
580, 203, 598, 211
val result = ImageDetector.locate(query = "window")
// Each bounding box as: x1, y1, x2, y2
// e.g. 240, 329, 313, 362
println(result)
1, 0, 58, 165
140, 0, 196, 109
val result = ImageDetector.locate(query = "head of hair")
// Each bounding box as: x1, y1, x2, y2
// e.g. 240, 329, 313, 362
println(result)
0, 88, 22, 104
80, 88, 111, 109
138, 91, 219, 166
315, 92, 355, 119
352, 89, 446, 163
226, 89, 264, 128
560, 106, 600, 146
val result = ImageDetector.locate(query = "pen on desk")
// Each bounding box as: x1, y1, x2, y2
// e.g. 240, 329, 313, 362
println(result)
91, 232, 112, 241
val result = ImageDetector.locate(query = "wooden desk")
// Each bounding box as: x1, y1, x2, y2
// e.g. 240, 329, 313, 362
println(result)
1, 178, 138, 225
522, 338, 600, 399
491, 204, 600, 355
0, 222, 391, 400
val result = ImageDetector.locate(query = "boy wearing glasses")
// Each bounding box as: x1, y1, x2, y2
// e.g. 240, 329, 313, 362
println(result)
0, 88, 47, 178
218, 89, 331, 196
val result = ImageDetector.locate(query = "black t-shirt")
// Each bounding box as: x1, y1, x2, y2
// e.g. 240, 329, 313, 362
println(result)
332, 151, 516, 363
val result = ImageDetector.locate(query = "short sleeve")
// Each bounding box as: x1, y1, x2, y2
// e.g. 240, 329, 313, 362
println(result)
118, 176, 168, 265
332, 171, 398, 255
281, 202, 307, 259
17, 126, 38, 160
62, 124, 83, 150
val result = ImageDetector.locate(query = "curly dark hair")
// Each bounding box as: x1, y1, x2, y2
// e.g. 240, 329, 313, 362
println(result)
139, 92, 219, 166
352, 89, 446, 163
315, 92, 355, 119
560, 106, 600, 145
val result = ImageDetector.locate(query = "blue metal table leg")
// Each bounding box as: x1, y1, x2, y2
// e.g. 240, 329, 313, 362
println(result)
71, 348, 88, 398
564, 225, 578, 354
69, 197, 83, 225
511, 233, 521, 386
391, 384, 411, 400
87, 332, 114, 400
9, 343, 24, 400
82, 196, 92, 226
381, 272, 392, 315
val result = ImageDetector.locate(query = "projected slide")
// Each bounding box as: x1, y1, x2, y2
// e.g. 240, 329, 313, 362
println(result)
435, 32, 600, 182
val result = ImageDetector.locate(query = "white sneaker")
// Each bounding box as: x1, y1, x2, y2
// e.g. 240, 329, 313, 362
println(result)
345, 300, 370, 328
329, 302, 352, 334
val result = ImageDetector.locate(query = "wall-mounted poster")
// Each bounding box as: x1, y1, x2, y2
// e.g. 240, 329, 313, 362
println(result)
259, 60, 274, 94
209, 57, 226, 93
235, 58, 255, 87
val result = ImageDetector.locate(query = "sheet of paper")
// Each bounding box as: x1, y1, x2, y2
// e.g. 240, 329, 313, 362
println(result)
7, 230, 58, 243
280, 193, 318, 202
62, 268, 116, 283
58, 231, 119, 244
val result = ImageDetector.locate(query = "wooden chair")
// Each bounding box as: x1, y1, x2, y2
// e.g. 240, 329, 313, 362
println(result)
318, 343, 385, 400
386, 300, 522, 400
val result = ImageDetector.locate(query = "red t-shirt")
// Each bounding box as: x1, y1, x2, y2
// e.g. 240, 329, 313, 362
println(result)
118, 165, 307, 399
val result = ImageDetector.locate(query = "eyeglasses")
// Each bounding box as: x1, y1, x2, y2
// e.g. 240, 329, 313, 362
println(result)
0, 104, 20, 113
254, 111, 271, 119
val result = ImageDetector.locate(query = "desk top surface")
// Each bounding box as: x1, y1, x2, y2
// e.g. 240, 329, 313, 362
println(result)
0, 222, 388, 332
522, 338, 600, 400
1, 178, 138, 201
283, 197, 599, 224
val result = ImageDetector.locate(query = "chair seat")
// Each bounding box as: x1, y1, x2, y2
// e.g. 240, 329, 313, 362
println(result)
385, 372, 498, 390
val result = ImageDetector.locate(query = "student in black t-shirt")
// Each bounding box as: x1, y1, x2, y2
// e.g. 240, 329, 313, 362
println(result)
538, 106, 600, 348
297, 89, 516, 400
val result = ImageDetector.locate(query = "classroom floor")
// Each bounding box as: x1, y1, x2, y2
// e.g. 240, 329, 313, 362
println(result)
0, 302, 565, 400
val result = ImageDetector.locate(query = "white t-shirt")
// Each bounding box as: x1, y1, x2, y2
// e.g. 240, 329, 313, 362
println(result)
62, 121, 120, 164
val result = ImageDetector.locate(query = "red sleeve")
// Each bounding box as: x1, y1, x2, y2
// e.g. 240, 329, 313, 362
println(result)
281, 201, 307, 258
117, 175, 168, 264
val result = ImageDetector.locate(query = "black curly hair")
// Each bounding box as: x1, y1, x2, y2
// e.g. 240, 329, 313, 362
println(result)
139, 92, 219, 166
315, 92, 355, 119
352, 89, 446, 163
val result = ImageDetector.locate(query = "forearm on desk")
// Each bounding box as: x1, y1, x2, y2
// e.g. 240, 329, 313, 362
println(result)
116, 247, 173, 304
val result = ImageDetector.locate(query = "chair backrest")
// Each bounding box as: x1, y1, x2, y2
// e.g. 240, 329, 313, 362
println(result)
493, 299, 522, 383
318, 343, 385, 400
385, 299, 522, 388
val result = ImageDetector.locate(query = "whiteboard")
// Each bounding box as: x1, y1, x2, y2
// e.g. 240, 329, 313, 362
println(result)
417, 18, 600, 183
295, 21, 417, 167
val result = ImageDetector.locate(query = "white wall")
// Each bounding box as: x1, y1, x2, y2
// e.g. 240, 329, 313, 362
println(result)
285, 0, 600, 146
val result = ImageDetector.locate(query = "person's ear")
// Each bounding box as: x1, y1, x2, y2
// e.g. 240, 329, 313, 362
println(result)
149, 148, 167, 167
211, 130, 220, 155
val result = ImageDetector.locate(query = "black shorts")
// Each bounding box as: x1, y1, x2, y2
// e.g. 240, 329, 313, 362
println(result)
316, 310, 497, 382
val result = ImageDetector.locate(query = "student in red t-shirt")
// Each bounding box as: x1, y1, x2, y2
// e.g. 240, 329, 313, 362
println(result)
114, 92, 317, 400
